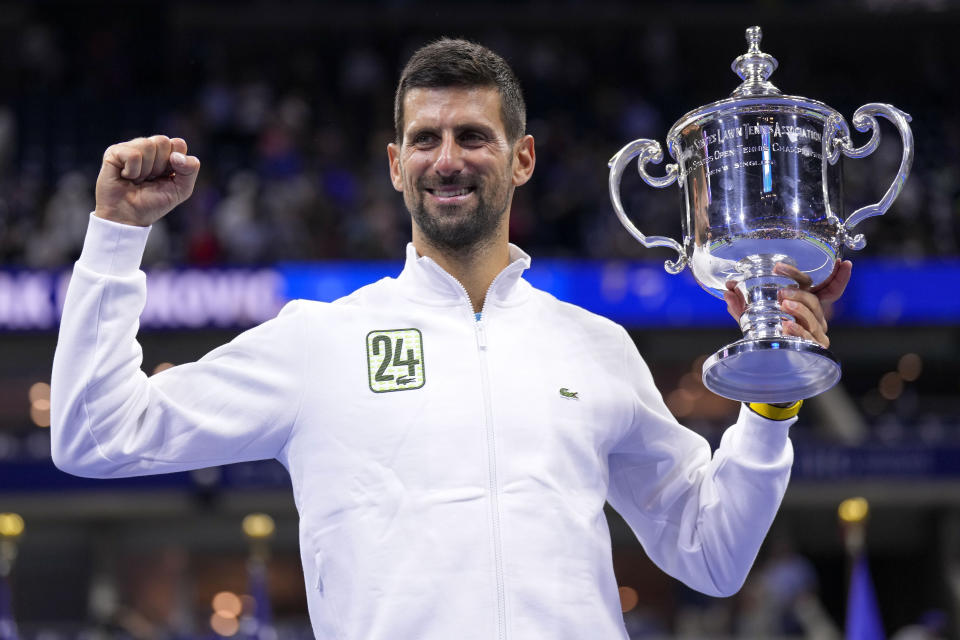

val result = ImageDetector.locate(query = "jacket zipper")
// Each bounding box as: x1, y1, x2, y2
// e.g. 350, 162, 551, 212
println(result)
476, 315, 505, 640
453, 275, 507, 640
423, 259, 510, 640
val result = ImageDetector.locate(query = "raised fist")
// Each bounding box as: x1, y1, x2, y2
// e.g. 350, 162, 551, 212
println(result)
94, 135, 201, 227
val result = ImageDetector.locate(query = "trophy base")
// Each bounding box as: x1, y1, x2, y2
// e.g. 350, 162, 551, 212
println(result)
702, 336, 841, 404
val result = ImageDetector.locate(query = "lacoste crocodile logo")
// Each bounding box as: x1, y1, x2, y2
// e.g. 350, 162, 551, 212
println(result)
559, 388, 579, 399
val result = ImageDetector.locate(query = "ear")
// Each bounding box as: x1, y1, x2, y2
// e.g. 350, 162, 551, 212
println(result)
512, 135, 536, 187
387, 142, 403, 192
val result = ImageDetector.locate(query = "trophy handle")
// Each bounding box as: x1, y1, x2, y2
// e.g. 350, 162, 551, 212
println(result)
825, 103, 914, 251
608, 138, 687, 274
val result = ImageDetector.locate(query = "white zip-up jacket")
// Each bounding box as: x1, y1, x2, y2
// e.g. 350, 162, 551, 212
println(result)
52, 214, 795, 640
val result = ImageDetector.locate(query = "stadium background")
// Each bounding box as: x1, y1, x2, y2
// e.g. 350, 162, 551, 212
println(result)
1, 0, 959, 637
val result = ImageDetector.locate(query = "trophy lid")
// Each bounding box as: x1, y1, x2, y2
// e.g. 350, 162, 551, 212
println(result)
731, 26, 780, 97
666, 26, 840, 149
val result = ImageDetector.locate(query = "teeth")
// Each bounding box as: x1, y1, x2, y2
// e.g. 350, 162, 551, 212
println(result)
435, 188, 470, 197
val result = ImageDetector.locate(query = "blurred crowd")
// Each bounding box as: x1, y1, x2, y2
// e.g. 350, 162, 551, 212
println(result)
2, 5, 959, 638
0, 3, 957, 269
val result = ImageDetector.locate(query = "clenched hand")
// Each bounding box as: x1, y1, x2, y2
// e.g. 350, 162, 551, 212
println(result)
94, 135, 201, 227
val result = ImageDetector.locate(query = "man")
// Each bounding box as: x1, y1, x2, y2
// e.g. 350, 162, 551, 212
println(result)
52, 39, 849, 639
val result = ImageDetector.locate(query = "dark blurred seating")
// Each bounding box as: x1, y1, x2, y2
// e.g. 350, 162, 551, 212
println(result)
0, 2, 955, 268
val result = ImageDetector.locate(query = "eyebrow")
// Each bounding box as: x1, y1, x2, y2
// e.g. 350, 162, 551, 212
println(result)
406, 122, 498, 141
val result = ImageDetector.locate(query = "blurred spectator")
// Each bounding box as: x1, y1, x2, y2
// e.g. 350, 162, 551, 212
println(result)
24, 171, 91, 267
737, 537, 841, 639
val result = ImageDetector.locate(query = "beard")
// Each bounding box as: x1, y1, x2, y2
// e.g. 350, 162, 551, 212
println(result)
407, 174, 511, 255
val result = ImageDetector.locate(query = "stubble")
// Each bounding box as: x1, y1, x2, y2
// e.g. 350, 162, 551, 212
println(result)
407, 172, 512, 257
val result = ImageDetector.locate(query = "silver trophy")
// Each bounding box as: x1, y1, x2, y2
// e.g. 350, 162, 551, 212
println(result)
609, 26, 913, 403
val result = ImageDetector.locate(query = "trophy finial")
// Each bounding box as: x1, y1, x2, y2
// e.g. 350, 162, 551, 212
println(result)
731, 25, 780, 96
746, 26, 762, 52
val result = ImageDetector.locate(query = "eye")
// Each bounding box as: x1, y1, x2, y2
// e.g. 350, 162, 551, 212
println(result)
459, 131, 487, 146
411, 132, 438, 147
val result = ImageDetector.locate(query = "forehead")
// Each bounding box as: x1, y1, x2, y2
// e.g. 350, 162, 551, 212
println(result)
401, 86, 505, 136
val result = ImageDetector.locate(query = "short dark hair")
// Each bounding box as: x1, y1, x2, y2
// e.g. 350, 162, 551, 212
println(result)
394, 38, 526, 143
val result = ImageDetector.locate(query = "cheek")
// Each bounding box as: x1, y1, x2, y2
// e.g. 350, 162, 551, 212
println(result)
398, 168, 421, 205
404, 173, 422, 198
401, 157, 429, 186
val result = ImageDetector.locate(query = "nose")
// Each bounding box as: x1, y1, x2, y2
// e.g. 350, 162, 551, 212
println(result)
433, 133, 464, 177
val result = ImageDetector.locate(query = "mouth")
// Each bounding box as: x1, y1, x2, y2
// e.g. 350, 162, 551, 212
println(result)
425, 186, 476, 203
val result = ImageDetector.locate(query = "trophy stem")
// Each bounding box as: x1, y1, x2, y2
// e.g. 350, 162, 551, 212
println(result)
737, 253, 797, 341
700, 252, 841, 404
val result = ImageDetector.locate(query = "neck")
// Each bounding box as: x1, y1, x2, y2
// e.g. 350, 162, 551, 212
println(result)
412, 233, 511, 313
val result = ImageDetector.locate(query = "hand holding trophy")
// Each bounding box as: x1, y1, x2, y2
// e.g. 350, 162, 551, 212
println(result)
609, 26, 913, 404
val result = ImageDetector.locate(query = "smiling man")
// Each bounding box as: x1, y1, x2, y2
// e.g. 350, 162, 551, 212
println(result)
51, 39, 848, 639
387, 52, 536, 313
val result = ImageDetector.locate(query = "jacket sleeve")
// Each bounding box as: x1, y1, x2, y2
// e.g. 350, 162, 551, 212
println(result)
50, 214, 306, 478
605, 327, 794, 597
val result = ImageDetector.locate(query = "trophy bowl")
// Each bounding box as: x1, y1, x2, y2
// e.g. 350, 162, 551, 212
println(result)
609, 26, 914, 404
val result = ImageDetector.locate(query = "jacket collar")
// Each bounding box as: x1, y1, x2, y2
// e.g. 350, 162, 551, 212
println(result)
396, 242, 532, 309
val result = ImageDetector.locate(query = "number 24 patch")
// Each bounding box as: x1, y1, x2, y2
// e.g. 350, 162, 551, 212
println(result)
366, 329, 425, 393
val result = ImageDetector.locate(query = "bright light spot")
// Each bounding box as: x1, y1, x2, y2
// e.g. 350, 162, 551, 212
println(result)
0, 513, 25, 537
29, 382, 51, 428
210, 612, 239, 637
152, 362, 175, 375
838, 497, 869, 524
897, 353, 922, 382
878, 372, 903, 401
619, 586, 639, 613
242, 513, 275, 540
30, 404, 51, 428
28, 382, 50, 403
212, 591, 242, 618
